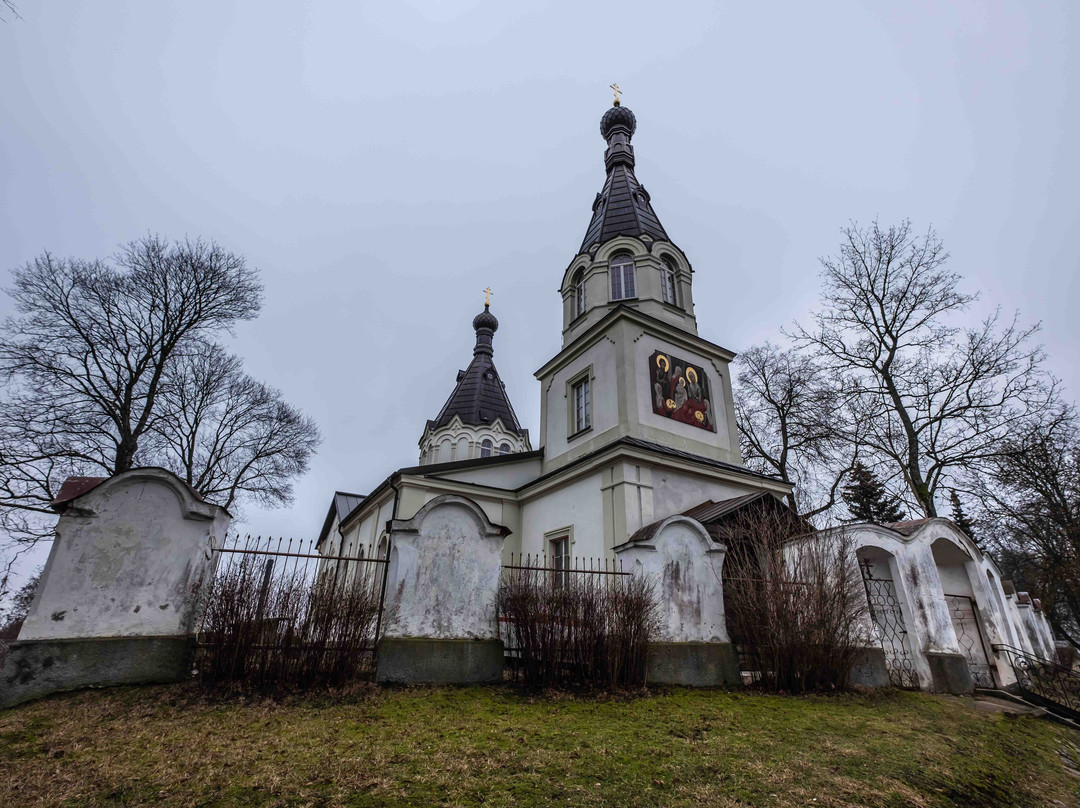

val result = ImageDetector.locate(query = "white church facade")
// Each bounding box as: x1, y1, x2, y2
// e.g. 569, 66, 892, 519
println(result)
313, 98, 1057, 691
318, 98, 790, 571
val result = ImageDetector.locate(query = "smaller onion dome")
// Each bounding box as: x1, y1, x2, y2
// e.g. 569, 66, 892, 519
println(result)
472, 304, 499, 334
600, 105, 637, 140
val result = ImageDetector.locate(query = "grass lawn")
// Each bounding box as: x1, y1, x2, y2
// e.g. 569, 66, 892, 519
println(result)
1, 684, 1078, 807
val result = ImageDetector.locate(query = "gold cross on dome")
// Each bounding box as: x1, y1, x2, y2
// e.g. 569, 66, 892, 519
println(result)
483, 287, 493, 307
610, 82, 622, 106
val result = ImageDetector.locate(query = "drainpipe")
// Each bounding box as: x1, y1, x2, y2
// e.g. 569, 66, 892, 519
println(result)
374, 475, 401, 653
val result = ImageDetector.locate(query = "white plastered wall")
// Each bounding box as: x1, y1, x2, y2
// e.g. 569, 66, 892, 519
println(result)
843, 520, 1030, 689
383, 495, 506, 640
20, 469, 231, 641
615, 516, 729, 643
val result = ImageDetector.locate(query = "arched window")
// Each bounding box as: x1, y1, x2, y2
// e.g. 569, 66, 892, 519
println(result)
498, 442, 511, 455
661, 257, 678, 306
609, 253, 636, 301
481, 439, 493, 457
573, 269, 587, 317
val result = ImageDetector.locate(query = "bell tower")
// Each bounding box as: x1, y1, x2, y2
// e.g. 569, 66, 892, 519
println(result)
536, 94, 742, 473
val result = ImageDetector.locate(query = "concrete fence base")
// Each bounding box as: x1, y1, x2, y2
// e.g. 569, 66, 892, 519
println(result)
925, 651, 975, 694
1, 635, 195, 709
647, 642, 742, 687
847, 647, 891, 689
375, 638, 504, 685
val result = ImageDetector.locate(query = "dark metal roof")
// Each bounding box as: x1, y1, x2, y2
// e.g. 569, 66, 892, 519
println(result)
626, 492, 778, 546
427, 305, 526, 437
316, 490, 366, 546
579, 104, 672, 253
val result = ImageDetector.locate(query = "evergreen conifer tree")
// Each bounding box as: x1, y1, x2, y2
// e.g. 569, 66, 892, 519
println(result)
949, 490, 977, 539
841, 462, 906, 523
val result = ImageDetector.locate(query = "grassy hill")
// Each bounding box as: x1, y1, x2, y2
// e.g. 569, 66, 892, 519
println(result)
1, 684, 1078, 807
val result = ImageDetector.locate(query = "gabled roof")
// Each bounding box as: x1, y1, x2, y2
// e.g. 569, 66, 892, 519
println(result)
883, 517, 936, 536
626, 491, 792, 546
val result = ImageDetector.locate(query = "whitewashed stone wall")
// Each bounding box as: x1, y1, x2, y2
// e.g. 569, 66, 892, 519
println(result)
20, 468, 230, 641
840, 519, 1054, 690
615, 516, 728, 643
382, 494, 508, 640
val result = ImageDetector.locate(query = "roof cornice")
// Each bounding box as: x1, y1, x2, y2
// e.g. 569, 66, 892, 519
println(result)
535, 304, 736, 379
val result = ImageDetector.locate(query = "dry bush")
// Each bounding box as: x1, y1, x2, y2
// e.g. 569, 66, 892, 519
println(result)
723, 509, 868, 693
195, 552, 384, 691
499, 560, 657, 690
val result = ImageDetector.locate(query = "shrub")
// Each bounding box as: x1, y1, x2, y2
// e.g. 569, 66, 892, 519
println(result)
498, 560, 657, 690
723, 509, 868, 693
195, 551, 384, 691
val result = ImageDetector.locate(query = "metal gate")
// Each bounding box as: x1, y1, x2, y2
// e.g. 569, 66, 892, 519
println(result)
945, 594, 996, 688
860, 557, 920, 689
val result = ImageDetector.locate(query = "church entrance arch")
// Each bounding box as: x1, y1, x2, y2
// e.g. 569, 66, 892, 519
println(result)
857, 547, 920, 689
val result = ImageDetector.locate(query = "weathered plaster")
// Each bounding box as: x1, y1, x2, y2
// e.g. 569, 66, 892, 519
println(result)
616, 516, 728, 643
19, 469, 230, 642
382, 495, 508, 641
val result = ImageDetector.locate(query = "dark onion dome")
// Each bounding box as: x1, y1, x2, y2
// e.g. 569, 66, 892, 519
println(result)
600, 104, 637, 139
472, 304, 499, 333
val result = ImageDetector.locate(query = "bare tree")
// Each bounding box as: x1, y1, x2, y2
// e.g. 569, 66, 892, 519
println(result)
971, 414, 1080, 647
0, 237, 318, 567
733, 343, 858, 518
793, 220, 1055, 517
146, 342, 321, 512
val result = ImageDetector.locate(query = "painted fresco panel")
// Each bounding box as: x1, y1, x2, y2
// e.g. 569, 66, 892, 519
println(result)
649, 350, 716, 432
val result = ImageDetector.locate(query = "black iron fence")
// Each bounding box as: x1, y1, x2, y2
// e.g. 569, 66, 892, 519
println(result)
194, 534, 390, 690
859, 558, 920, 689
498, 553, 654, 688
994, 643, 1080, 719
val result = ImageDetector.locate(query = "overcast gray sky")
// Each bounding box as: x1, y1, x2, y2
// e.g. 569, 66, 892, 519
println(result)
3, 1, 1077, 581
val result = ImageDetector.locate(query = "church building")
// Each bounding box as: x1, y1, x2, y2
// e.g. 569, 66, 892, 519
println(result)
317, 94, 792, 567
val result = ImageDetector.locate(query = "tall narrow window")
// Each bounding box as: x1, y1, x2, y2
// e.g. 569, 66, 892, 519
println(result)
661, 257, 678, 306
550, 536, 571, 587
481, 438, 493, 457
609, 254, 636, 301
498, 442, 511, 455
573, 269, 586, 317
572, 376, 591, 434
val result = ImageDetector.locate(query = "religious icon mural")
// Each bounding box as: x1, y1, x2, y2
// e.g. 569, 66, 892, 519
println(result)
649, 351, 715, 432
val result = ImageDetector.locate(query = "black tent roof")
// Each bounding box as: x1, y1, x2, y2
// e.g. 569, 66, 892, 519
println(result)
579, 103, 672, 253
426, 305, 526, 437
